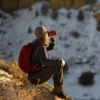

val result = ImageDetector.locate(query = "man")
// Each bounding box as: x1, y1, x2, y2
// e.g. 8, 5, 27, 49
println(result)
28, 26, 71, 99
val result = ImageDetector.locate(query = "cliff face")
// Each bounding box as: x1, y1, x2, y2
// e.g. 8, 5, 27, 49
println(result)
0, 60, 73, 100
0, 0, 35, 11
0, 0, 89, 11
95, 13, 100, 22
50, 0, 88, 9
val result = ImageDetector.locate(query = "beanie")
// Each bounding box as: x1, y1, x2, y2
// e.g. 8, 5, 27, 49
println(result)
34, 26, 48, 39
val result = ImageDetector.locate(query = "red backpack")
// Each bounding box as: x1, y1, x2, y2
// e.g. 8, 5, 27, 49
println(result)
18, 42, 40, 73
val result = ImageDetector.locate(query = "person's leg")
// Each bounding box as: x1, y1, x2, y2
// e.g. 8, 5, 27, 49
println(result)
28, 64, 63, 85
52, 64, 64, 87
28, 65, 73, 99
51, 65, 73, 99
28, 66, 54, 84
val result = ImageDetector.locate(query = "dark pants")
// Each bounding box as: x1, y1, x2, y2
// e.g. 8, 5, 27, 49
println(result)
28, 64, 63, 87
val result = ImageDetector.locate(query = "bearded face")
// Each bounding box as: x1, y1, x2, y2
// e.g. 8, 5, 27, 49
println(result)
42, 33, 49, 47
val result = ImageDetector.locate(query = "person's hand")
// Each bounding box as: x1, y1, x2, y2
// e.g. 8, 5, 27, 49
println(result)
60, 59, 65, 67
49, 36, 56, 43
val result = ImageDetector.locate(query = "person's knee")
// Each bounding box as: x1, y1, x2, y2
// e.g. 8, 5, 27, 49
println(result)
54, 64, 63, 71
60, 59, 65, 67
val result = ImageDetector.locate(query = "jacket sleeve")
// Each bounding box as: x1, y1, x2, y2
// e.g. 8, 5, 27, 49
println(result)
46, 37, 56, 51
37, 46, 61, 67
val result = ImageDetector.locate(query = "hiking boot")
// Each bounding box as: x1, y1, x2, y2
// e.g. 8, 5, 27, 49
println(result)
51, 86, 74, 100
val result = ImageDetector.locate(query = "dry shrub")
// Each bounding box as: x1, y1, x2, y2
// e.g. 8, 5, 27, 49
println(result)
0, 13, 7, 20
0, 60, 27, 81
8, 61, 27, 80
9, 12, 19, 19
77, 10, 84, 22
28, 26, 33, 34
78, 71, 94, 86
51, 10, 58, 20
35, 10, 39, 17
70, 31, 80, 38
67, 11, 71, 19
39, 21, 42, 25
97, 21, 100, 31
41, 2, 51, 15
0, 60, 9, 72
28, 7, 33, 11
0, 29, 6, 34
0, 13, 3, 18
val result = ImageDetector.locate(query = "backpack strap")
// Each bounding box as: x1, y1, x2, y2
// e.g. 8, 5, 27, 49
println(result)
30, 41, 42, 65
36, 46, 42, 59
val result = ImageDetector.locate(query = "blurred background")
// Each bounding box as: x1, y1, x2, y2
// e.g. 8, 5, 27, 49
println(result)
0, 0, 100, 99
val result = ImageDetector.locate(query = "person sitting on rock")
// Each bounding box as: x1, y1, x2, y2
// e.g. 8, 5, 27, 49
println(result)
28, 26, 70, 99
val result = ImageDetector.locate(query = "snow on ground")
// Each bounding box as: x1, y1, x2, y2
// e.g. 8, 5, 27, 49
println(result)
0, 2, 100, 100
96, 0, 100, 4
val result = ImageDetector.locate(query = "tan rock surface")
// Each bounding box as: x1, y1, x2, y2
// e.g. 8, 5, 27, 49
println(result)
0, 60, 74, 100
0, 0, 89, 11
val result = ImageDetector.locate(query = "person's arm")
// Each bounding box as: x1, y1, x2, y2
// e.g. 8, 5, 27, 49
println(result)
37, 45, 61, 67
46, 37, 56, 51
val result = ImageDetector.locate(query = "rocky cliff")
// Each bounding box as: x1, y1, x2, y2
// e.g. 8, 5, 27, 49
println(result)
0, 0, 90, 11
0, 60, 73, 100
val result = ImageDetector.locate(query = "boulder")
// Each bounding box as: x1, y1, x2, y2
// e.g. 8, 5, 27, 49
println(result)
0, 60, 74, 100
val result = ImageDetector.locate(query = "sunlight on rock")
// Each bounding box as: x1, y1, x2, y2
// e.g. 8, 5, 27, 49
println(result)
0, 60, 74, 100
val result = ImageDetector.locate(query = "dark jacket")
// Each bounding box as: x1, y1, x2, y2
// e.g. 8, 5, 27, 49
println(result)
30, 38, 61, 70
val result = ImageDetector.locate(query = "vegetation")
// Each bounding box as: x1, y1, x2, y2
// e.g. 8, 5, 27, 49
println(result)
28, 26, 33, 34
77, 10, 84, 22
78, 71, 94, 86
70, 31, 80, 38
41, 3, 51, 15
51, 10, 58, 20
0, 60, 55, 100
97, 21, 100, 31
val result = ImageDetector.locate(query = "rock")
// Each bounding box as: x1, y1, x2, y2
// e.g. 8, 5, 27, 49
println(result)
0, 60, 74, 100
0, 0, 89, 11
0, 69, 13, 84
0, 69, 12, 78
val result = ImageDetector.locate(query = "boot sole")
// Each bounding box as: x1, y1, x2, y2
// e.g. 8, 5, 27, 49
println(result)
50, 91, 74, 100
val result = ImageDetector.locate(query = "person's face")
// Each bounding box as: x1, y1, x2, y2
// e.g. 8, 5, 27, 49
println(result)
42, 33, 49, 47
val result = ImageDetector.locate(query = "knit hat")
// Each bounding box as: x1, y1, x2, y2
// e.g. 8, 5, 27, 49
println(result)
34, 26, 48, 39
